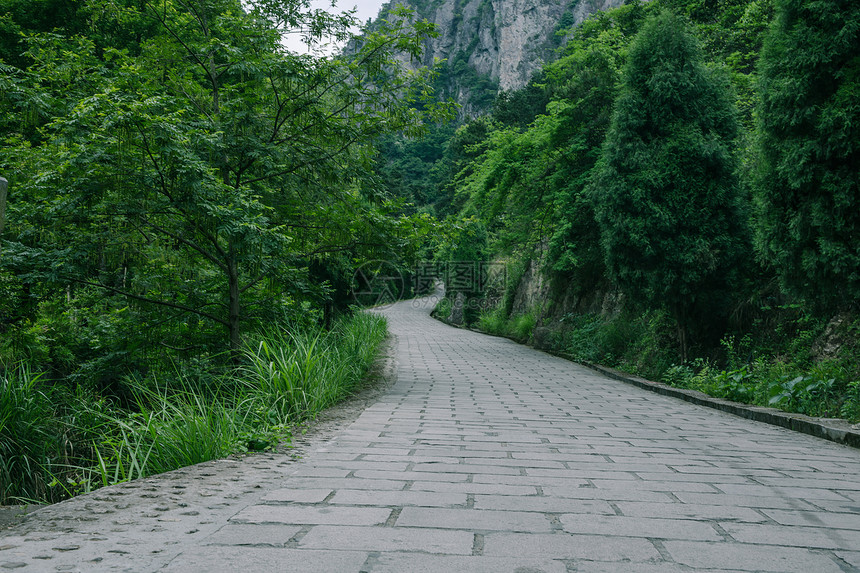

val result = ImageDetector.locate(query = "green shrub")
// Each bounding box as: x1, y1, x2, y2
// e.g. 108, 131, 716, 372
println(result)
509, 312, 537, 342
477, 307, 507, 334
243, 313, 388, 422
0, 366, 63, 504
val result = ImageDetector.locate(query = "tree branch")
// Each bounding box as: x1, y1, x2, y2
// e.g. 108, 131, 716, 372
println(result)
70, 278, 230, 327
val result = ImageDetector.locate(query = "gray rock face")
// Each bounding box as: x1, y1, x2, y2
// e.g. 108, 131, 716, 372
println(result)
383, 0, 625, 109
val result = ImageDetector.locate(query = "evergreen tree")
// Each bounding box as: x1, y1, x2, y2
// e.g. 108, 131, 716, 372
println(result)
590, 10, 749, 358
755, 0, 860, 311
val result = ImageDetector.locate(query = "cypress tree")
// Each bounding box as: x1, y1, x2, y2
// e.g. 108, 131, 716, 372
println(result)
755, 0, 860, 311
590, 10, 749, 359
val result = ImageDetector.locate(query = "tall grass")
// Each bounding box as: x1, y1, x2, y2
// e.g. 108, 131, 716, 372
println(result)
476, 308, 537, 343
243, 313, 388, 421
0, 367, 63, 504
0, 312, 388, 505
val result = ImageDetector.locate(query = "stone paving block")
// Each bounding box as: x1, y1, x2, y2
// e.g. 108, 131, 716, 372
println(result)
481, 532, 661, 561
396, 507, 553, 532
461, 457, 567, 469
761, 508, 860, 530
203, 524, 302, 546
369, 554, 567, 573
410, 481, 539, 496
361, 454, 463, 464
411, 463, 523, 475
613, 501, 766, 522
559, 513, 722, 541
721, 522, 860, 550
563, 564, 738, 573
588, 479, 720, 493
230, 505, 390, 526
712, 483, 852, 500
633, 472, 751, 484
672, 491, 819, 510
310, 460, 411, 472
278, 477, 407, 491
473, 495, 615, 515
801, 498, 860, 513
329, 489, 467, 507
835, 550, 860, 569
260, 489, 333, 503
753, 477, 860, 490
298, 525, 473, 554
287, 467, 352, 478
663, 540, 844, 572
161, 547, 370, 572
353, 470, 470, 482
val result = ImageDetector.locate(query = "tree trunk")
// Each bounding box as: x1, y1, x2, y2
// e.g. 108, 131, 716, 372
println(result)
227, 252, 241, 361
673, 303, 689, 364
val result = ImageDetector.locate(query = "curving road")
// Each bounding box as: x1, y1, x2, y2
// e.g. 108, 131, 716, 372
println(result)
2, 295, 860, 572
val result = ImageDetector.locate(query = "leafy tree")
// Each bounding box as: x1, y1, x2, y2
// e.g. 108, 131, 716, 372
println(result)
546, 2, 649, 293
1, 0, 449, 368
656, 0, 775, 127
492, 71, 549, 129
754, 0, 860, 311
590, 10, 749, 358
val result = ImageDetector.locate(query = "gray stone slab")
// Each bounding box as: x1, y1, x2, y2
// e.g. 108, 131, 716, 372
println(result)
559, 514, 722, 541
329, 489, 467, 507
230, 505, 390, 526
410, 481, 539, 496
161, 547, 369, 572
481, 532, 661, 561
540, 486, 672, 503
370, 554, 567, 573
761, 508, 860, 529
561, 564, 736, 573
673, 491, 819, 510
663, 540, 844, 572
396, 507, 553, 532
473, 495, 614, 515
298, 525, 473, 554
711, 483, 851, 500
260, 489, 333, 503
835, 550, 860, 569
203, 524, 302, 546
721, 522, 860, 550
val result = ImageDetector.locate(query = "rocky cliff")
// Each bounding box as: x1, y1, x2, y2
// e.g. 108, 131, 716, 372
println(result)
377, 0, 626, 112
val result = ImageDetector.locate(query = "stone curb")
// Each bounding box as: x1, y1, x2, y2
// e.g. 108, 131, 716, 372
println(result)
434, 312, 860, 450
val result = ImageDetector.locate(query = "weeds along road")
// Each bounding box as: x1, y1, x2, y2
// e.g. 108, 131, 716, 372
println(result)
2, 294, 860, 572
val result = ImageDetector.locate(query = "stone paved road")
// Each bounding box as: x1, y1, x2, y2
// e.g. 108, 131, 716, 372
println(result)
3, 296, 860, 572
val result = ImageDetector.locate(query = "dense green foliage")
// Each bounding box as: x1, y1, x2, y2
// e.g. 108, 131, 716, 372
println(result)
755, 0, 860, 310
393, 0, 859, 421
1, 0, 444, 373
590, 10, 748, 357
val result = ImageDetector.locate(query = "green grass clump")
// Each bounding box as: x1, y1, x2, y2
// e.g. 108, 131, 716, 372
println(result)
243, 313, 388, 422
0, 367, 65, 504
0, 312, 388, 505
476, 308, 537, 343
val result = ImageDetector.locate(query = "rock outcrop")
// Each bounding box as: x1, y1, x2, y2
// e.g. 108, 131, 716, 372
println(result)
376, 0, 626, 111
